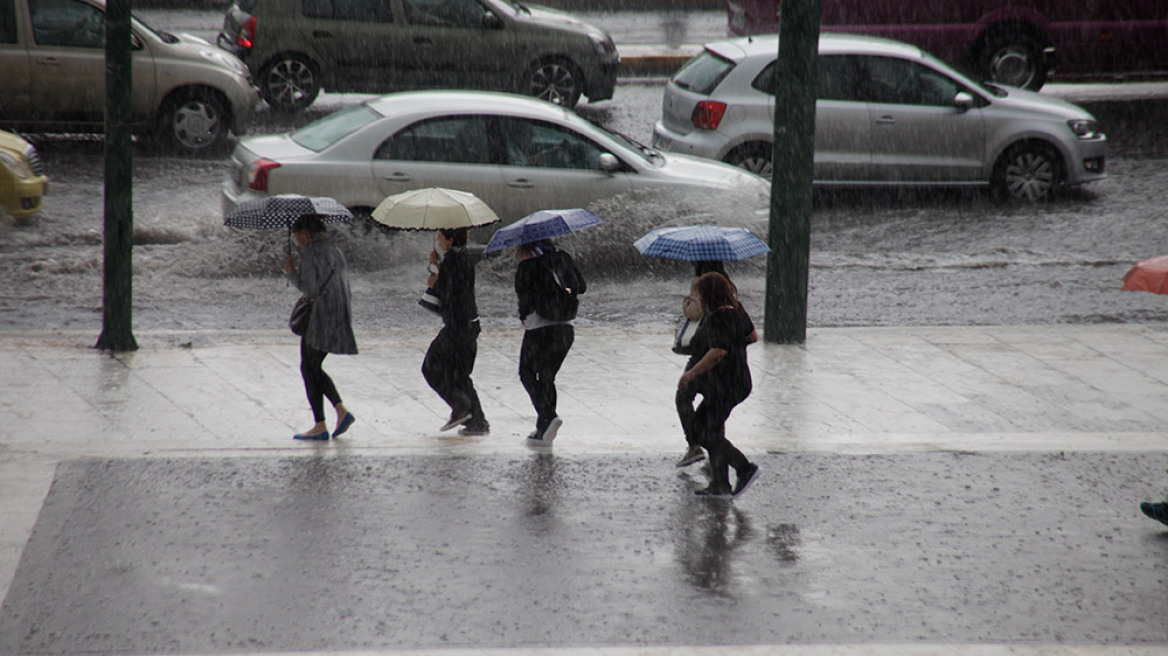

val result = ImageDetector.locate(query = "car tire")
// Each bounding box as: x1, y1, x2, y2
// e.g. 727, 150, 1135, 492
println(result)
725, 143, 773, 178
260, 55, 321, 114
158, 90, 230, 155
978, 29, 1047, 90
525, 58, 583, 108
992, 141, 1062, 202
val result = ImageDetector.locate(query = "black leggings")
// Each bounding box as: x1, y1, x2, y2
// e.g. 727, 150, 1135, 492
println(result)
519, 324, 574, 431
691, 389, 750, 488
301, 339, 342, 422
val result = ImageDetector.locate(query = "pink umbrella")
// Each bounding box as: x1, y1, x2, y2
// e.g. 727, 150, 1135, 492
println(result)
1122, 255, 1168, 294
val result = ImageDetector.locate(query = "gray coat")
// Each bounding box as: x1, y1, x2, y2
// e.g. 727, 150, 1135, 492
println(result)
289, 239, 358, 355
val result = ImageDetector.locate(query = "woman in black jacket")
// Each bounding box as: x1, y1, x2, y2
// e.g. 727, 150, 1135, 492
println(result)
678, 271, 760, 497
422, 227, 488, 435
514, 239, 584, 444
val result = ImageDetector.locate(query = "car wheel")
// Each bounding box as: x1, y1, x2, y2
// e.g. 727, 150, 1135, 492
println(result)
979, 30, 1046, 90
725, 143, 773, 178
526, 59, 582, 108
159, 90, 230, 155
260, 55, 320, 113
993, 141, 1062, 202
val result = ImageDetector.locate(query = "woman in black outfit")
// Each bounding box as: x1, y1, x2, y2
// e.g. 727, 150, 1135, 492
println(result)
422, 227, 488, 435
678, 271, 760, 497
283, 213, 358, 440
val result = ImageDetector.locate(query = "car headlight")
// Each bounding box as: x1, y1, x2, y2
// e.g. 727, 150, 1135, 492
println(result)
590, 33, 619, 61
0, 151, 33, 179
1068, 119, 1102, 140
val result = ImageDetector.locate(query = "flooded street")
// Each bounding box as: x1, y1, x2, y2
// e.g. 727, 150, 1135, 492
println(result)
4, 71, 1168, 335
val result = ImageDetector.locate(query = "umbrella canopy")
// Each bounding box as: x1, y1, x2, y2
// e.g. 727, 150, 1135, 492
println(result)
1122, 254, 1168, 294
484, 208, 604, 254
224, 194, 353, 229
371, 187, 500, 231
633, 225, 771, 262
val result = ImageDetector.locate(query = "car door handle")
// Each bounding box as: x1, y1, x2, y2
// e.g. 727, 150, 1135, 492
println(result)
383, 173, 411, 182
36, 57, 60, 66
413, 37, 433, 45
875, 115, 896, 125
313, 30, 332, 38
507, 178, 535, 189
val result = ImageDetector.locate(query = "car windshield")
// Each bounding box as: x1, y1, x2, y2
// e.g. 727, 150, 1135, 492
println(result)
131, 14, 177, 44
291, 104, 383, 151
671, 50, 736, 95
578, 116, 664, 165
494, 0, 529, 13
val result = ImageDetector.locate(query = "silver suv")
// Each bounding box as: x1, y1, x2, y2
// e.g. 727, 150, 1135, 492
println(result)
216, 0, 620, 113
0, 0, 258, 153
653, 33, 1107, 202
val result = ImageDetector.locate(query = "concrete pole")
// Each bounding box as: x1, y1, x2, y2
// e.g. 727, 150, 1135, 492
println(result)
763, 0, 820, 344
96, 0, 137, 351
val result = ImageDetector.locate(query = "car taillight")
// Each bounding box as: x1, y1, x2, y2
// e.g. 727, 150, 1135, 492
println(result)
248, 158, 280, 191
691, 101, 728, 130
236, 16, 256, 50
775, 0, 783, 22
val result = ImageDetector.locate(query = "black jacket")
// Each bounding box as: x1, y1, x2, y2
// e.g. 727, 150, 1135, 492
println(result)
432, 247, 479, 334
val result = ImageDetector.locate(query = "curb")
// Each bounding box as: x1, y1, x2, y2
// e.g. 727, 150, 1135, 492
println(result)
618, 45, 701, 77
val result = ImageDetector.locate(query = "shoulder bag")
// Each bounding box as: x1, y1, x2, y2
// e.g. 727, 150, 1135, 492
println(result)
289, 266, 336, 336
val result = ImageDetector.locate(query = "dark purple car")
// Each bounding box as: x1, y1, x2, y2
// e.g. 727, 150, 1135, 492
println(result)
727, 0, 1168, 90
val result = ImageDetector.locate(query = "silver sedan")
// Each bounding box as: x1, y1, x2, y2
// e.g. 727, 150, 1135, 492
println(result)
652, 33, 1107, 202
222, 90, 770, 228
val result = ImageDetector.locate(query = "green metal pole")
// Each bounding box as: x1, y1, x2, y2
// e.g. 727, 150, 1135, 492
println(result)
95, 0, 137, 351
764, 0, 820, 344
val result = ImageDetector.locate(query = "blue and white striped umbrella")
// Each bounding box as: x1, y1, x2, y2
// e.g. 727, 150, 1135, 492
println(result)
634, 225, 770, 262
224, 194, 353, 230
484, 208, 603, 253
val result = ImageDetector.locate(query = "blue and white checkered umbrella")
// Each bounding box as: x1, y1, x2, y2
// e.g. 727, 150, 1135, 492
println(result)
484, 208, 604, 254
224, 194, 353, 230
634, 225, 770, 262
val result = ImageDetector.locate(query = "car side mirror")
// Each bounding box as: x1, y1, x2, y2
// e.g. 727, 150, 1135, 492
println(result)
954, 92, 974, 112
599, 153, 619, 173
483, 10, 503, 29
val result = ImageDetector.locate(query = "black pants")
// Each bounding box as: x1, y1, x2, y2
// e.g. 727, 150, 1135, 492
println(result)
422, 323, 485, 424
301, 338, 342, 423
690, 389, 751, 489
676, 386, 698, 447
519, 324, 574, 432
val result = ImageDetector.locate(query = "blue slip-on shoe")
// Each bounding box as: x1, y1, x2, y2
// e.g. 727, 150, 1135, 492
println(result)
293, 431, 331, 441
332, 412, 356, 438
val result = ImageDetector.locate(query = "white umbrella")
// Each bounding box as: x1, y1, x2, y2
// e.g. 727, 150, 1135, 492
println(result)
371, 187, 500, 231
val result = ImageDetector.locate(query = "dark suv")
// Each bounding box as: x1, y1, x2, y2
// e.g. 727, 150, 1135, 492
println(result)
217, 0, 620, 112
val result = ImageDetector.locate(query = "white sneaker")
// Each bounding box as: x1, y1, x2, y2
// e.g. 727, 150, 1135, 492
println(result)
542, 417, 563, 443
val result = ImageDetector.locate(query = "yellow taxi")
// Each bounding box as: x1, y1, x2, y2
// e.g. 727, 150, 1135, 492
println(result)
0, 130, 47, 222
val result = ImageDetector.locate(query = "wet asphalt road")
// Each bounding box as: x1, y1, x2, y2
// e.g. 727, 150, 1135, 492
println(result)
2, 453, 1166, 654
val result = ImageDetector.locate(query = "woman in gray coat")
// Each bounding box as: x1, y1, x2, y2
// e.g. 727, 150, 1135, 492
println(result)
282, 213, 358, 440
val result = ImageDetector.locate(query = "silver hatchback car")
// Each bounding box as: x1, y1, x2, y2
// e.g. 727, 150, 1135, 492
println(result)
653, 33, 1107, 201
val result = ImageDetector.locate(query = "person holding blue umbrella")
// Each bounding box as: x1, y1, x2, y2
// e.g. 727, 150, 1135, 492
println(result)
486, 209, 601, 445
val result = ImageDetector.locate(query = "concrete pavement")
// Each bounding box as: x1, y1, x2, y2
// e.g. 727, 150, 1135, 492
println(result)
2, 324, 1168, 654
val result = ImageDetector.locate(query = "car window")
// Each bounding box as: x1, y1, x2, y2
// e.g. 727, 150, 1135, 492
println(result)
500, 118, 604, 170
672, 50, 735, 95
750, 55, 863, 101
402, 0, 484, 28
290, 103, 383, 151
30, 0, 105, 48
861, 56, 961, 107
0, 0, 17, 44
375, 116, 492, 164
303, 0, 393, 21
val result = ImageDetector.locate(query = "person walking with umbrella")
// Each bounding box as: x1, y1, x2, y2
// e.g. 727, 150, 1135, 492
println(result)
513, 238, 586, 444
679, 271, 760, 497
485, 209, 601, 445
282, 213, 358, 440
423, 227, 489, 435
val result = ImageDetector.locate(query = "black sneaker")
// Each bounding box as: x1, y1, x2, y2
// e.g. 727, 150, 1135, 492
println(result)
694, 483, 732, 498
459, 422, 490, 436
732, 463, 760, 497
1141, 501, 1168, 526
440, 410, 472, 432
